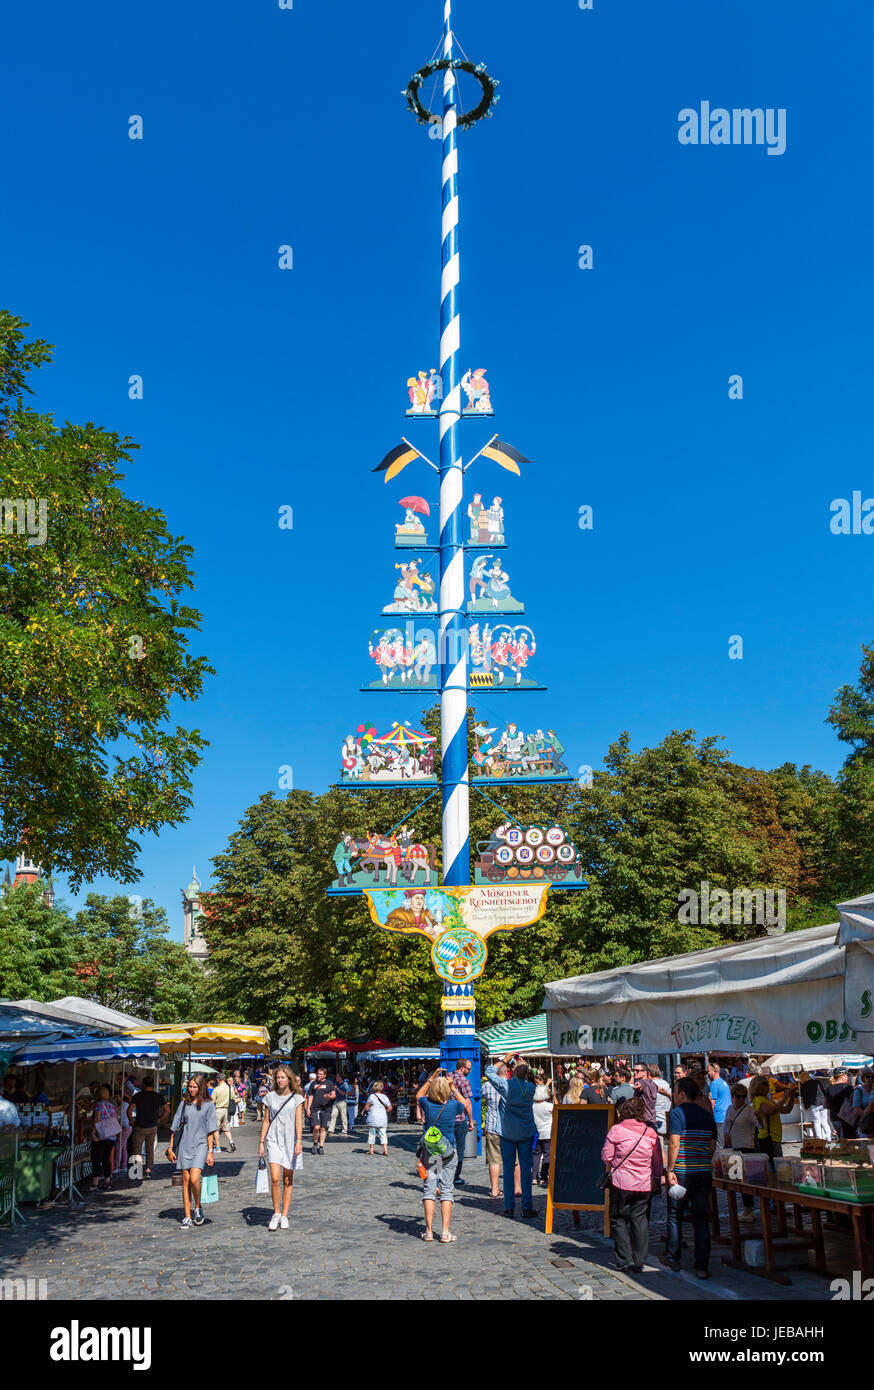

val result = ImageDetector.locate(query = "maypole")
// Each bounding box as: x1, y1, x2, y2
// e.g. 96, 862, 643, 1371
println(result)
332, 2, 582, 1156
435, 3, 475, 1071
437, 0, 468, 902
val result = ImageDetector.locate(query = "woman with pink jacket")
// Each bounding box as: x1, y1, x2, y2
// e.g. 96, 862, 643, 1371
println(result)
601, 1095, 665, 1272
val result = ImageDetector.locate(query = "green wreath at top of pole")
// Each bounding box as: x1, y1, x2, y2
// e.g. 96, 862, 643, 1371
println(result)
404, 59, 499, 130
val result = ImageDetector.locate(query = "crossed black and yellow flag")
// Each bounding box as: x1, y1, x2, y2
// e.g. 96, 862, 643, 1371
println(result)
373, 435, 529, 483
373, 440, 423, 484
479, 437, 530, 476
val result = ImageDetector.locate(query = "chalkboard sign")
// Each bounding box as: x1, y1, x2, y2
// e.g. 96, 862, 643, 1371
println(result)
545, 1104, 614, 1235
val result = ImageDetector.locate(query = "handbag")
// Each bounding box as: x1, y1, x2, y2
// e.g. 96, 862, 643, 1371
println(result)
838, 1099, 863, 1126
597, 1124, 648, 1190
200, 1172, 219, 1204
94, 1105, 121, 1141
165, 1111, 186, 1165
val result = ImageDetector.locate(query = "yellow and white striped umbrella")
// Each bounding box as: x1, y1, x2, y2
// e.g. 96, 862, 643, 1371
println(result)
125, 1023, 270, 1057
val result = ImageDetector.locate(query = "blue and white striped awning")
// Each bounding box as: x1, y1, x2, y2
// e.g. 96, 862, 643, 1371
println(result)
12, 1034, 161, 1066
356, 1047, 440, 1061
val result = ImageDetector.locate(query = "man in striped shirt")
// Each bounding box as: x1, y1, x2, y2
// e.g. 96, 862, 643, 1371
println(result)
662, 1076, 717, 1279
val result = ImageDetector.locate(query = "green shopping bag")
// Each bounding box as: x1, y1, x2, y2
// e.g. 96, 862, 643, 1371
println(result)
201, 1173, 219, 1204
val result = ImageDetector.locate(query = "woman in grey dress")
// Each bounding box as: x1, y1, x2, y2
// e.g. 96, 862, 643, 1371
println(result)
167, 1075, 217, 1229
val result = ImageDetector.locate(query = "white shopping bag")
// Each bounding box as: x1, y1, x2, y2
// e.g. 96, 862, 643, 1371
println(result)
255, 1159, 270, 1195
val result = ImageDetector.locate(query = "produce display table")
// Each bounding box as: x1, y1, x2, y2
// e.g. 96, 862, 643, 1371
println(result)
13, 1145, 66, 1204
712, 1174, 874, 1286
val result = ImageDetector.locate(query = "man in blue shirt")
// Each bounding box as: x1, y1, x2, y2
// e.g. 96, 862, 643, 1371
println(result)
485, 1054, 536, 1219
707, 1063, 732, 1149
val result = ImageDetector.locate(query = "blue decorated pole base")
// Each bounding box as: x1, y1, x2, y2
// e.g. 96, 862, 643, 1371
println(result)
440, 983, 482, 1157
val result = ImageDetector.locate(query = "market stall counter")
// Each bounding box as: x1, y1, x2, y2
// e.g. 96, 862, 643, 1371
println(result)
710, 1140, 874, 1284
713, 1176, 873, 1285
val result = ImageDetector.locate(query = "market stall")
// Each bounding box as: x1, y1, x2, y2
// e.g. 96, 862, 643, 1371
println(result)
7, 1033, 161, 1205
124, 1023, 270, 1111
125, 1023, 271, 1058
42, 996, 152, 1031
543, 894, 874, 1057
762, 1053, 873, 1072
0, 999, 116, 1042
541, 894, 874, 1285
476, 1014, 549, 1056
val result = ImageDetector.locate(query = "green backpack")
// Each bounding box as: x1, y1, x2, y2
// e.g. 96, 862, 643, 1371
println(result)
423, 1102, 454, 1157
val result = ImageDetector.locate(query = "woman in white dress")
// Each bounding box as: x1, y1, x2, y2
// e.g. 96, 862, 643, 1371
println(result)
259, 1064, 305, 1232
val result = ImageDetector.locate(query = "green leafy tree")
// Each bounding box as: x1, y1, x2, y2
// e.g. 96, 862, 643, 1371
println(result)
823, 644, 874, 900
71, 894, 204, 1022
0, 311, 213, 887
199, 788, 445, 1045
0, 882, 79, 999
828, 642, 874, 764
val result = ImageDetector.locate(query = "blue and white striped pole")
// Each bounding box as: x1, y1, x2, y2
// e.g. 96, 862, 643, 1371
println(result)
436, 0, 480, 1136
438, 0, 469, 893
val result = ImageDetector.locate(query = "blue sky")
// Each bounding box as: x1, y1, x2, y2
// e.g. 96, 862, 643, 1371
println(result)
3, 1, 872, 935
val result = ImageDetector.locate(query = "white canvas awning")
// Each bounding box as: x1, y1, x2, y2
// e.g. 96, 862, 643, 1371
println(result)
762, 1053, 872, 1072
46, 996, 152, 1031
543, 893, 874, 1056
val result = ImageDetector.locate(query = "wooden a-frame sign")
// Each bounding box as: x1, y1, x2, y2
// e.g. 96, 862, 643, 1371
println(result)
545, 1103, 615, 1237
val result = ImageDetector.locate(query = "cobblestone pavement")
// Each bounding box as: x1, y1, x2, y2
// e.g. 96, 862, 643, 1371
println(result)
0, 1120, 835, 1301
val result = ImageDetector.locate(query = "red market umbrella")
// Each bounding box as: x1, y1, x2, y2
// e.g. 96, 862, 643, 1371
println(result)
308, 1039, 352, 1053
398, 496, 430, 517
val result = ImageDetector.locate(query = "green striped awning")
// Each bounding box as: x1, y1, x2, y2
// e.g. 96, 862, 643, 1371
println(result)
476, 1013, 549, 1055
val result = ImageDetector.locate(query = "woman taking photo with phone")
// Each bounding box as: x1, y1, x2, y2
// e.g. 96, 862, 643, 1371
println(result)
259, 1064, 305, 1232
167, 1075, 217, 1230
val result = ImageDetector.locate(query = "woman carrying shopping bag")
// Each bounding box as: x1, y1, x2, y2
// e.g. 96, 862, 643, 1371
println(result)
89, 1085, 121, 1192
258, 1064, 305, 1232
167, 1074, 218, 1230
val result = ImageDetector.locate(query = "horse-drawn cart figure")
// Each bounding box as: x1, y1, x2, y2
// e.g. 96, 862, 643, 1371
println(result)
330, 827, 439, 892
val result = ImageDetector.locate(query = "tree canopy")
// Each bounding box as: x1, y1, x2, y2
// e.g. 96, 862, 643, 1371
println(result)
0, 311, 212, 887
72, 894, 204, 1022
0, 887, 202, 1019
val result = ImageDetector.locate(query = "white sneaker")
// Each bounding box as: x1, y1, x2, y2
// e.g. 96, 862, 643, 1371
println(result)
180, 1216, 193, 1229
268, 1212, 281, 1231
279, 1216, 289, 1230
